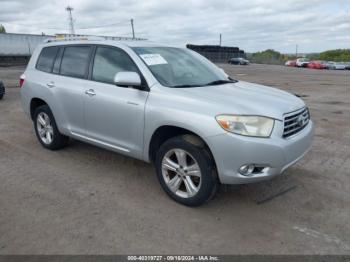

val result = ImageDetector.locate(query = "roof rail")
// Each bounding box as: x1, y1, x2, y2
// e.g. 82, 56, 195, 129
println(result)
44, 34, 147, 43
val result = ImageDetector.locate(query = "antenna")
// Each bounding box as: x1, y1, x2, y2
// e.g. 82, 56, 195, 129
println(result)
66, 6, 75, 35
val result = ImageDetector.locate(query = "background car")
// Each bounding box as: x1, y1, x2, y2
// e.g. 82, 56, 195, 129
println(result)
0, 80, 5, 100
307, 60, 327, 70
285, 60, 297, 67
228, 57, 250, 65
327, 62, 348, 70
296, 58, 310, 67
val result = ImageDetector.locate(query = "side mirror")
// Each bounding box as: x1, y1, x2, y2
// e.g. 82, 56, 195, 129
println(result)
114, 72, 142, 89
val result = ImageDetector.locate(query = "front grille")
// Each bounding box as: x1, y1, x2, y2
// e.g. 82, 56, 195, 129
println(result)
283, 107, 310, 138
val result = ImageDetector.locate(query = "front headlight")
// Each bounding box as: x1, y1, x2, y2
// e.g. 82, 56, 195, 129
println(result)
216, 115, 275, 138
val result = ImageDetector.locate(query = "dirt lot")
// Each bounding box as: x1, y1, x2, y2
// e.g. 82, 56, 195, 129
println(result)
0, 64, 349, 254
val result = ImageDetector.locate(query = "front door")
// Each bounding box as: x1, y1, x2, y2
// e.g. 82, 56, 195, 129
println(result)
83, 46, 149, 158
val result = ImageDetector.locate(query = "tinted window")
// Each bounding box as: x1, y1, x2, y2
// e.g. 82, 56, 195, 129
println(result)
60, 46, 92, 78
36, 47, 59, 73
92, 47, 138, 84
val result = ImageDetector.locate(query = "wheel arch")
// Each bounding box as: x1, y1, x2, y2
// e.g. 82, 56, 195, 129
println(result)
30, 97, 48, 120
147, 125, 217, 169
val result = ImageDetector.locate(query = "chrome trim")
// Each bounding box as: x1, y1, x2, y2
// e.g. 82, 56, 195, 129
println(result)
283, 107, 310, 138
71, 132, 130, 153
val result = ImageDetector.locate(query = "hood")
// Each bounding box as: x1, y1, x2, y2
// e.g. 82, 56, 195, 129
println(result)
173, 81, 305, 120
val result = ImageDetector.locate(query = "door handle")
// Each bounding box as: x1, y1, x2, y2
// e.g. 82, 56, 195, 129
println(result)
46, 82, 55, 88
85, 89, 96, 96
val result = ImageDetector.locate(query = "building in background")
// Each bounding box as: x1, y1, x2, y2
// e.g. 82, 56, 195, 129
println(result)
0, 33, 54, 65
187, 44, 245, 63
0, 33, 145, 66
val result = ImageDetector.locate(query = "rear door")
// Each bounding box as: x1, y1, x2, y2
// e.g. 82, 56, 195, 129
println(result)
83, 45, 149, 158
53, 45, 93, 135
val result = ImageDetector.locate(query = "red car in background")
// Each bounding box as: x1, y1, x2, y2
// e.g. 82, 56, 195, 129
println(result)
307, 60, 327, 69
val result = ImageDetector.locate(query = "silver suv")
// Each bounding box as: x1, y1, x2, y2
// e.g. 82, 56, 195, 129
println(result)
20, 38, 314, 206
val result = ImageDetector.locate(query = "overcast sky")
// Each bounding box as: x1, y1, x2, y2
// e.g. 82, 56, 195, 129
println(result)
1, 0, 349, 53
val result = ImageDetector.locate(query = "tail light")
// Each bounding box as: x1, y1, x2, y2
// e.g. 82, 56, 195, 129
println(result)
19, 74, 25, 88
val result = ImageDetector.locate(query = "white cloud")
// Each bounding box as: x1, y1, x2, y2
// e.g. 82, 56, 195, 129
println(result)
0, 0, 349, 53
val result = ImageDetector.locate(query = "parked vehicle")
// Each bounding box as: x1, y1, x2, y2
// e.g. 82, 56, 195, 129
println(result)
296, 58, 310, 67
285, 60, 297, 67
327, 62, 348, 70
307, 60, 327, 70
228, 57, 250, 65
20, 38, 314, 206
0, 80, 5, 100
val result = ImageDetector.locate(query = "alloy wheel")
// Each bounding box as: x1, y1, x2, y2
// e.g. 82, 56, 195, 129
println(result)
161, 148, 202, 198
36, 112, 54, 145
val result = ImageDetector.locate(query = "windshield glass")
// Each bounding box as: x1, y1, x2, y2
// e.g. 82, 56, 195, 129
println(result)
132, 47, 233, 88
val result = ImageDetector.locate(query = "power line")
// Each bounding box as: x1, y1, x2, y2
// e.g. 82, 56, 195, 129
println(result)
78, 21, 128, 30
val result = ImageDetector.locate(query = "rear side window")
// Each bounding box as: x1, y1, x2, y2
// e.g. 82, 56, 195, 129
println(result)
92, 47, 138, 84
36, 47, 59, 73
60, 46, 92, 79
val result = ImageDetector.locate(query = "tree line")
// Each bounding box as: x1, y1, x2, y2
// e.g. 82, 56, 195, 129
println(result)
248, 49, 350, 64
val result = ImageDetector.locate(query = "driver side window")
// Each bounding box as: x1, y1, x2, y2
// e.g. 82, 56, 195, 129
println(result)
92, 47, 138, 84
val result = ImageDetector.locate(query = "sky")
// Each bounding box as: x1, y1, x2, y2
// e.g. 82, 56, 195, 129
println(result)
0, 0, 349, 53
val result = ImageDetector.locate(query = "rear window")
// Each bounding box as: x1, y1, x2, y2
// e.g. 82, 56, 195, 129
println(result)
60, 46, 92, 79
36, 47, 59, 73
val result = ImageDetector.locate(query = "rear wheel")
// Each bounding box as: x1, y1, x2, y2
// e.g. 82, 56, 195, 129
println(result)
155, 136, 218, 206
34, 105, 69, 150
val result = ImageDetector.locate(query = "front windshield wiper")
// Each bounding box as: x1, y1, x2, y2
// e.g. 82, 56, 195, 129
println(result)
203, 79, 237, 86
171, 84, 202, 88
171, 78, 238, 88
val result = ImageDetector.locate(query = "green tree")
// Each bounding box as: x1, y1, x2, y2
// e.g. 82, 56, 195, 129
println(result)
248, 49, 285, 65
0, 24, 6, 33
318, 49, 350, 62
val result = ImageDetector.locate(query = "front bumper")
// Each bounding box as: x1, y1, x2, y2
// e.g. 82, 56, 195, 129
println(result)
206, 120, 314, 184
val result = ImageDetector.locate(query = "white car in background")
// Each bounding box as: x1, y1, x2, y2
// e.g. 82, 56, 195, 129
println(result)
326, 62, 348, 70
296, 58, 310, 68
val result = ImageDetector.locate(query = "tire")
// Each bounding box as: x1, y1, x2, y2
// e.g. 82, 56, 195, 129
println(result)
0, 80, 4, 100
155, 136, 218, 206
33, 105, 69, 150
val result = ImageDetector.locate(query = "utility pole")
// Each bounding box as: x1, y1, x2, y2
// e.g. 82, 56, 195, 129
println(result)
131, 19, 135, 39
296, 44, 298, 59
66, 6, 75, 35
219, 33, 222, 46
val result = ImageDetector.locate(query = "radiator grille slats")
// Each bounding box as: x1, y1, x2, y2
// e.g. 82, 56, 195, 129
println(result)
283, 108, 310, 138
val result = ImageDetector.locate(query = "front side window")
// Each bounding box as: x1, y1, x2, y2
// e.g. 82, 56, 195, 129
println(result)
60, 46, 92, 78
92, 47, 138, 84
132, 47, 231, 88
36, 46, 59, 73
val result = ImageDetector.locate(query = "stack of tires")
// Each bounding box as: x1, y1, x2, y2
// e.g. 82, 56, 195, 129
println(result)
0, 81, 5, 100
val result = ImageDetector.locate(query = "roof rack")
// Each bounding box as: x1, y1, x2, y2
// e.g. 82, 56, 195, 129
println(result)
45, 34, 147, 43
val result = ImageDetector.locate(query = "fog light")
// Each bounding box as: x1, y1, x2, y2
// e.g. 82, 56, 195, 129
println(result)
239, 164, 255, 176
239, 164, 268, 176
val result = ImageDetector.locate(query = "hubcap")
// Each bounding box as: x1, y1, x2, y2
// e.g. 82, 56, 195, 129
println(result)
36, 112, 53, 145
161, 149, 201, 198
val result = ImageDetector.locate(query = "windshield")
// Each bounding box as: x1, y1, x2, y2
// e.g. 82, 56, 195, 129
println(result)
132, 47, 234, 88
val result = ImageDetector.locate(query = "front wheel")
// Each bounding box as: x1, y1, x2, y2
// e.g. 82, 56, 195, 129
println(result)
155, 136, 218, 206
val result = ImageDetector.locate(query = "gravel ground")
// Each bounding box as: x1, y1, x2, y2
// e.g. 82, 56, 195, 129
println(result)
0, 64, 349, 254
